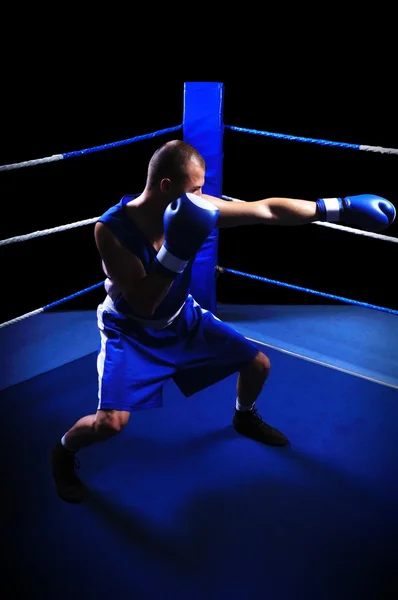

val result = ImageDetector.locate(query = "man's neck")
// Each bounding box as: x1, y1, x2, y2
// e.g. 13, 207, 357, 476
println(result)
126, 190, 166, 241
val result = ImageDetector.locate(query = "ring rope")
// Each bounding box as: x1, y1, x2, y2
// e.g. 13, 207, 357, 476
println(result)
1, 196, 397, 247
225, 125, 398, 155
1, 123, 396, 174
0, 125, 183, 172
216, 267, 398, 316
1, 121, 396, 327
1, 261, 397, 330
0, 282, 104, 329
0, 217, 100, 246
222, 195, 398, 243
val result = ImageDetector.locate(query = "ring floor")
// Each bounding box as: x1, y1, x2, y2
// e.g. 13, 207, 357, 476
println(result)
1, 304, 397, 599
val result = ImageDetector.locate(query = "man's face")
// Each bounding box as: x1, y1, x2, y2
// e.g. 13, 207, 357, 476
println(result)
183, 158, 205, 197
164, 158, 205, 201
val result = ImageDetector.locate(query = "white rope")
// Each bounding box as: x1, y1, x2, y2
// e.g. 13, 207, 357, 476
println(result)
224, 125, 398, 155
0, 216, 99, 246
0, 280, 104, 329
359, 145, 398, 155
0, 307, 44, 329
222, 195, 398, 243
309, 220, 398, 241
1, 197, 397, 247
0, 155, 63, 171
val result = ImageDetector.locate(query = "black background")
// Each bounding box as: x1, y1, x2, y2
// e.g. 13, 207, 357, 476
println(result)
1, 63, 397, 323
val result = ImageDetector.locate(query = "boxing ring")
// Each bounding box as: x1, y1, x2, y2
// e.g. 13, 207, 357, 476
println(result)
1, 82, 398, 599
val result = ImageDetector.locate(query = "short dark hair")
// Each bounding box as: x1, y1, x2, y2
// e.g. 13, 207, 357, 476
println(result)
146, 140, 205, 188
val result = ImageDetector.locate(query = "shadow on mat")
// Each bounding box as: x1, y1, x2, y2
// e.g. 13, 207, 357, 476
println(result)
172, 467, 397, 599
82, 451, 397, 600
83, 486, 196, 573
85, 423, 238, 473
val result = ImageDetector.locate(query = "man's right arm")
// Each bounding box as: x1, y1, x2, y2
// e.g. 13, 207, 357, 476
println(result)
94, 222, 174, 318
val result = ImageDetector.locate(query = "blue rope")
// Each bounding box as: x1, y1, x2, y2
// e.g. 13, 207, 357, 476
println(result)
225, 125, 361, 151
42, 268, 398, 316
39, 266, 398, 317
219, 267, 398, 316
43, 282, 104, 311
63, 125, 183, 159
0, 125, 184, 172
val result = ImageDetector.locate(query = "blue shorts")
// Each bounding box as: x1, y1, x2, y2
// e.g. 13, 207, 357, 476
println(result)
96, 295, 259, 412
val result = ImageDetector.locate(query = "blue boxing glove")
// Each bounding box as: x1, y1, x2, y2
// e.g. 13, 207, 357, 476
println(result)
154, 193, 219, 279
316, 194, 396, 232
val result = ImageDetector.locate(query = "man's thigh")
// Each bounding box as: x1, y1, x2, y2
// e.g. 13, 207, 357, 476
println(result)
174, 309, 259, 397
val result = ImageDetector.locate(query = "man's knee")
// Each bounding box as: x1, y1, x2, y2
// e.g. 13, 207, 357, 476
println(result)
94, 409, 130, 438
243, 351, 271, 378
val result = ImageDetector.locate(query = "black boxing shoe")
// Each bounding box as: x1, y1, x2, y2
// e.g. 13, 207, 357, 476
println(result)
233, 408, 289, 447
51, 441, 85, 503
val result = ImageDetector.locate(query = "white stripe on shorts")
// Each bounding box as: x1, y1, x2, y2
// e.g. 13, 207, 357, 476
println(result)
97, 305, 107, 407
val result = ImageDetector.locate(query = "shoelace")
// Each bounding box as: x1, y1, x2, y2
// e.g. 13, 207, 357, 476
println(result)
250, 409, 273, 431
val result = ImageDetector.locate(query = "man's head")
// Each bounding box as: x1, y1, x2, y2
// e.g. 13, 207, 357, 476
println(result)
146, 140, 206, 201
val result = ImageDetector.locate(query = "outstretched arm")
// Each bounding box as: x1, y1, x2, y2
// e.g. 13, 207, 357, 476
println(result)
203, 193, 396, 232
203, 195, 318, 227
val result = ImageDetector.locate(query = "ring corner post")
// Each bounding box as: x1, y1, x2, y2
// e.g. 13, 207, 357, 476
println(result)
183, 81, 224, 315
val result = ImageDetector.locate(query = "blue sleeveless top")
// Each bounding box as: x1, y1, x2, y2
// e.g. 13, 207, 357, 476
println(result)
97, 194, 193, 320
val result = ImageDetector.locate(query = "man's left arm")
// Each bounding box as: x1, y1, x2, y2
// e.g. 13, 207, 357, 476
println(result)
203, 193, 396, 232
203, 195, 319, 227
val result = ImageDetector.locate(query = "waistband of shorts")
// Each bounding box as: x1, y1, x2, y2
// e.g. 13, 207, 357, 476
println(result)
101, 294, 187, 329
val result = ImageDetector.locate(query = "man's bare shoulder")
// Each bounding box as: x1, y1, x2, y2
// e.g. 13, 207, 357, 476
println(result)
94, 220, 114, 245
